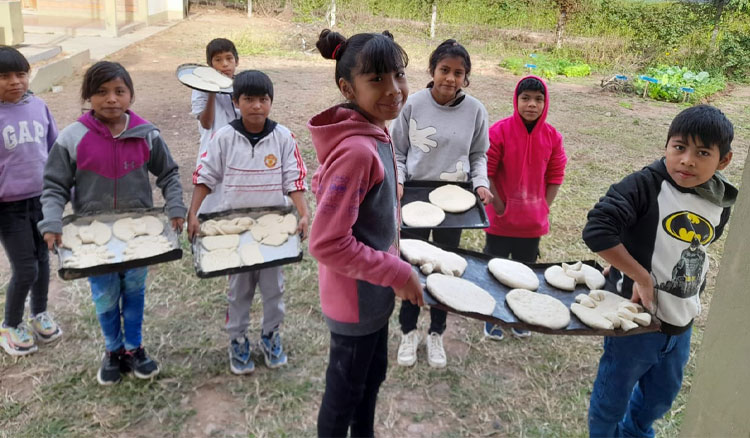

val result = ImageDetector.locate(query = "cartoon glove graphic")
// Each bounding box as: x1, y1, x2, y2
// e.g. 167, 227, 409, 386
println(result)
409, 118, 438, 153
440, 161, 467, 182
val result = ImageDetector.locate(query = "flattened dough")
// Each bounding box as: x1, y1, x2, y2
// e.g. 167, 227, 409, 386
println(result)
570, 289, 653, 331
257, 213, 284, 227
400, 239, 467, 276
239, 243, 264, 266
488, 258, 539, 290
281, 214, 298, 235
261, 232, 289, 247
78, 220, 111, 246
428, 184, 476, 213
61, 223, 82, 249
402, 201, 445, 227
505, 288, 570, 329
123, 235, 172, 261
201, 248, 241, 272
180, 73, 220, 92
202, 234, 240, 251
426, 274, 496, 315
192, 66, 233, 89
63, 244, 115, 268
570, 303, 614, 330
544, 265, 577, 291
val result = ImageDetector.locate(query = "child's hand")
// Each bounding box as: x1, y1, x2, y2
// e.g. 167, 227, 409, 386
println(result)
394, 270, 424, 307
187, 214, 200, 241
491, 198, 506, 215
298, 214, 310, 241
631, 275, 656, 314
476, 187, 493, 205
43, 232, 62, 251
171, 217, 185, 234
397, 183, 404, 201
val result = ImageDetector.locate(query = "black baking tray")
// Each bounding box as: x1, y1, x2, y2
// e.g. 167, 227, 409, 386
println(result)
401, 180, 489, 230
193, 206, 303, 279
57, 208, 183, 280
413, 245, 660, 336
175, 63, 233, 95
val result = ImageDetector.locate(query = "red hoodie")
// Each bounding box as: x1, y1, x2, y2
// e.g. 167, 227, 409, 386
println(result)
485, 76, 567, 238
308, 105, 413, 336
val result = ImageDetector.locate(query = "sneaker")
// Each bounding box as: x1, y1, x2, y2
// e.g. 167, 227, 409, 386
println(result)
0, 322, 38, 356
425, 332, 447, 368
483, 322, 504, 341
397, 330, 420, 367
511, 327, 532, 338
28, 312, 63, 343
259, 331, 288, 369
228, 336, 255, 375
97, 350, 124, 385
123, 346, 160, 379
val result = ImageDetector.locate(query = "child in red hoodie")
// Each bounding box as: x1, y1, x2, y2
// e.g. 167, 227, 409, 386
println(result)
483, 76, 567, 340
308, 29, 423, 437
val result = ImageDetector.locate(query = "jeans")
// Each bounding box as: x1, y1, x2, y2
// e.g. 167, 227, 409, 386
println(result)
588, 329, 692, 438
88, 267, 148, 352
0, 197, 49, 327
317, 323, 389, 438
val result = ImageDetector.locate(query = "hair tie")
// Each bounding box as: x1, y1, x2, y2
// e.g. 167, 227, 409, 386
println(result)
332, 43, 343, 60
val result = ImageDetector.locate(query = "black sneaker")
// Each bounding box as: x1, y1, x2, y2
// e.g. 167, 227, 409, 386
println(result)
123, 346, 160, 379
97, 350, 123, 386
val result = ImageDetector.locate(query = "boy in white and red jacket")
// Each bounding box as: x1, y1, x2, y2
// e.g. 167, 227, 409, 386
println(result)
483, 76, 567, 340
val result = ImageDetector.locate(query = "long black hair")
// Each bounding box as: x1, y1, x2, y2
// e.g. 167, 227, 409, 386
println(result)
81, 61, 135, 102
428, 39, 471, 87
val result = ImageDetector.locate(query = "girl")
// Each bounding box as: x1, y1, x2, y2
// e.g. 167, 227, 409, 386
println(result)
308, 29, 423, 437
38, 61, 186, 385
390, 39, 491, 368
0, 46, 61, 356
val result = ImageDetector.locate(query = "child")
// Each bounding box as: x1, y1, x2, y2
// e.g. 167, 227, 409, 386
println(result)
0, 46, 61, 356
390, 39, 491, 369
187, 70, 309, 375
38, 61, 186, 385
191, 38, 240, 213
483, 76, 567, 340
583, 105, 735, 437
309, 29, 423, 437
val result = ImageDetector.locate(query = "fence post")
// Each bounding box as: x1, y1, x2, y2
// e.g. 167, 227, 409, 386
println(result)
430, 1, 437, 39
247, 0, 252, 17
330, 0, 336, 27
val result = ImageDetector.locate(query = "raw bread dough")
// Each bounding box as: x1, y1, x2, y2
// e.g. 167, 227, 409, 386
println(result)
505, 288, 571, 330
250, 225, 270, 241
63, 244, 115, 268
140, 216, 165, 236
544, 265, 577, 291
61, 223, 82, 249
402, 201, 445, 227
281, 214, 297, 235
113, 216, 164, 241
570, 289, 653, 331
201, 217, 254, 236
488, 258, 539, 290
180, 73, 220, 92
201, 248, 241, 272
122, 235, 172, 261
202, 234, 240, 251
561, 261, 606, 290
400, 239, 467, 277
192, 66, 233, 89
257, 213, 284, 227
239, 243, 264, 266
425, 274, 496, 315
261, 232, 289, 247
428, 184, 476, 213
570, 303, 614, 330
78, 220, 111, 246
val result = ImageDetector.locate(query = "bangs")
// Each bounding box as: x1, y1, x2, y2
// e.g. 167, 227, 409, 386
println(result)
356, 36, 409, 76
0, 47, 30, 73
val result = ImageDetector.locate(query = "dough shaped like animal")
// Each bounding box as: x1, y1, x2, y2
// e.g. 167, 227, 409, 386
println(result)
488, 258, 539, 290
402, 201, 445, 227
544, 265, 577, 291
428, 184, 476, 213
570, 289, 653, 331
562, 262, 606, 290
202, 234, 240, 251
425, 274, 496, 315
239, 243, 264, 266
192, 66, 233, 89
61, 223, 82, 249
399, 239, 467, 277
570, 303, 614, 330
505, 288, 571, 330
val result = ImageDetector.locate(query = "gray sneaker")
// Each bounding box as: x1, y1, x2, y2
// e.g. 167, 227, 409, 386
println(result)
229, 336, 254, 375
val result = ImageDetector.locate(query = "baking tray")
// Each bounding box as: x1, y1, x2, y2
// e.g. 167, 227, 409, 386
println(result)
193, 206, 303, 278
401, 180, 489, 230
57, 208, 183, 280
413, 245, 660, 336
175, 63, 233, 95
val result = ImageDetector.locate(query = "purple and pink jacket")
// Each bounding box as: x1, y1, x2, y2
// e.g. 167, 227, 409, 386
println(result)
0, 92, 58, 203
39, 110, 186, 235
485, 75, 567, 238
308, 105, 412, 336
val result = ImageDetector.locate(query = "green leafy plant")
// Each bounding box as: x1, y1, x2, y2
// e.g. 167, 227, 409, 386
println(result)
633, 66, 726, 103
500, 54, 591, 79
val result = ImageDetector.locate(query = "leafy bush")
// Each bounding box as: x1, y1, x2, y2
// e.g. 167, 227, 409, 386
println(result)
719, 30, 750, 82
633, 66, 726, 103
500, 54, 592, 79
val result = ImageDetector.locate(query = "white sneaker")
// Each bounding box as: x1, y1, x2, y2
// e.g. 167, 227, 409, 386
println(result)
397, 330, 420, 366
426, 332, 447, 368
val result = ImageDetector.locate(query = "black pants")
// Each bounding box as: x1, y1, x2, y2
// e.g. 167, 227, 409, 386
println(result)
399, 228, 461, 335
317, 323, 389, 438
483, 234, 540, 263
0, 197, 49, 327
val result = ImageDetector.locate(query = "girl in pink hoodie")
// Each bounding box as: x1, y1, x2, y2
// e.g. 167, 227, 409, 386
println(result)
308, 29, 422, 437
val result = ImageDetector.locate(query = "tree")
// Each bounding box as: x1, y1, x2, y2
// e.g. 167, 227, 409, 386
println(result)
553, 0, 582, 49
710, 0, 750, 50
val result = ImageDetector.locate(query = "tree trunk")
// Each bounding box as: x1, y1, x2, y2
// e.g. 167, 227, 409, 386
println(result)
710, 0, 725, 50
329, 0, 336, 28
247, 0, 252, 17
555, 6, 567, 49
430, 1, 437, 39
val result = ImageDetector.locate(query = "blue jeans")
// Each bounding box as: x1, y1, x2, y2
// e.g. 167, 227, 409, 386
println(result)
588, 329, 692, 438
88, 268, 147, 352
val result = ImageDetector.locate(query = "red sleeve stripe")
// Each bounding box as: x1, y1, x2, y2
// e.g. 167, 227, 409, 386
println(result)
192, 164, 203, 185
292, 136, 307, 191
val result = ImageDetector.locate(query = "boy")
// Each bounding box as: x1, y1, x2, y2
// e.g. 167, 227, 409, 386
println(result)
191, 38, 240, 213
582, 105, 735, 437
187, 70, 309, 375
483, 75, 567, 340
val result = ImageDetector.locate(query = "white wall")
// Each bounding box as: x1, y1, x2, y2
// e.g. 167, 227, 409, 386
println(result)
149, 0, 168, 14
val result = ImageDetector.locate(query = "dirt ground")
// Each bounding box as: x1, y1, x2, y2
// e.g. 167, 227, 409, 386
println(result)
2, 7, 749, 438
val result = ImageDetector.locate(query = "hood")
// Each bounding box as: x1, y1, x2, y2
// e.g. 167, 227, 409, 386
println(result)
0, 91, 34, 107
648, 158, 738, 208
307, 105, 391, 164
512, 75, 550, 133
78, 110, 157, 140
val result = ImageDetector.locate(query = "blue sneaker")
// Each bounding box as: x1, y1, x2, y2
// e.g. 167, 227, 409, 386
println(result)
484, 322, 504, 341
511, 327, 531, 338
228, 336, 254, 375
259, 331, 287, 369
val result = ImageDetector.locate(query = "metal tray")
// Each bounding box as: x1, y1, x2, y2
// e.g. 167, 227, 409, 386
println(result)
414, 245, 660, 336
193, 206, 303, 279
175, 63, 233, 95
57, 208, 183, 280
401, 180, 489, 230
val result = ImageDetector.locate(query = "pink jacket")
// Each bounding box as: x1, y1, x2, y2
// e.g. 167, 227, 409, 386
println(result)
308, 105, 412, 336
485, 75, 567, 238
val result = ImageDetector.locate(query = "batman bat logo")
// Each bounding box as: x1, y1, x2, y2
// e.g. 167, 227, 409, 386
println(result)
662, 211, 714, 245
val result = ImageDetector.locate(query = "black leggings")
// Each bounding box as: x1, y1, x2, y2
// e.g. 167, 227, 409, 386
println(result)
483, 234, 540, 263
